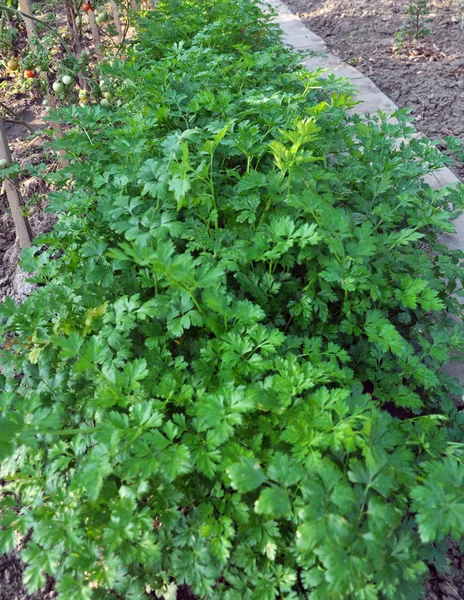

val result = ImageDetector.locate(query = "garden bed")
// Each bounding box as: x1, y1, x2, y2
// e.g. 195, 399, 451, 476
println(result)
2, 1, 464, 599
284, 0, 464, 180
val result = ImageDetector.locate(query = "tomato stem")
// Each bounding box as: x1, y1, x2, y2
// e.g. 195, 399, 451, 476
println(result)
0, 100, 37, 134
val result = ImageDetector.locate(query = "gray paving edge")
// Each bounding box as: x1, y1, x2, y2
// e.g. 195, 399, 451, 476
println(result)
263, 0, 464, 253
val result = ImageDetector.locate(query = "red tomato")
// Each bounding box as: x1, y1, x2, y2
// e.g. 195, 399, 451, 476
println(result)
82, 2, 91, 11
25, 69, 36, 78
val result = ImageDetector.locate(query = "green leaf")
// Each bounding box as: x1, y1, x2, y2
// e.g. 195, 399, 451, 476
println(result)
0, 526, 16, 554
51, 331, 84, 360
227, 458, 267, 493
73, 446, 113, 501
22, 544, 49, 593
254, 486, 291, 518
0, 416, 20, 460
56, 575, 93, 600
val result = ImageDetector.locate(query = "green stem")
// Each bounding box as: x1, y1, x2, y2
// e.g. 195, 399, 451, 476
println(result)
164, 271, 205, 317
0, 38, 15, 50
41, 427, 97, 436
209, 152, 218, 228
115, 5, 133, 56
80, 125, 94, 146
0, 100, 36, 134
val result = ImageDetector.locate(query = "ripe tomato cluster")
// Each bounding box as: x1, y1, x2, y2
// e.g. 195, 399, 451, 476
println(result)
6, 58, 36, 79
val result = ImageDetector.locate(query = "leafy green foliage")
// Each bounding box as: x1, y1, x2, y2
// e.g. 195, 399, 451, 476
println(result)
1, 0, 464, 598
404, 0, 431, 39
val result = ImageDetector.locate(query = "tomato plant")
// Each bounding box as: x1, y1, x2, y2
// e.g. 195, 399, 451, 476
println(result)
0, 0, 143, 110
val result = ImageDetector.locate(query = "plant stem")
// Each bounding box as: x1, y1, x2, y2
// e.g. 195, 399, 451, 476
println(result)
0, 100, 36, 134
115, 13, 131, 55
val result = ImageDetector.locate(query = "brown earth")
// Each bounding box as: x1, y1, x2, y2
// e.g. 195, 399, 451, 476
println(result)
0, 96, 57, 305
0, 552, 56, 600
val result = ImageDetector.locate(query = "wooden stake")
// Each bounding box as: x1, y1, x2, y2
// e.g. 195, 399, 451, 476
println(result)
18, 0, 38, 41
0, 118, 33, 249
63, 0, 82, 56
111, 0, 123, 43
130, 0, 140, 10
87, 9, 102, 61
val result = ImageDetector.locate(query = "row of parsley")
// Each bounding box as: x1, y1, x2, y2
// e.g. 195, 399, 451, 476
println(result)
2, 0, 464, 598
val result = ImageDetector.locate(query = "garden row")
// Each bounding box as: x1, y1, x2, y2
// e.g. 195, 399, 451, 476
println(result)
2, 0, 464, 598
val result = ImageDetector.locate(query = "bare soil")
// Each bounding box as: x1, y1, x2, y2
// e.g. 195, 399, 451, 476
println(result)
0, 98, 57, 305
0, 552, 56, 600
285, 0, 464, 179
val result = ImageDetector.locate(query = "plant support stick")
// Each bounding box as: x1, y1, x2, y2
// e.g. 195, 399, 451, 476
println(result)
0, 118, 33, 248
87, 8, 102, 61
111, 0, 123, 42
18, 0, 38, 40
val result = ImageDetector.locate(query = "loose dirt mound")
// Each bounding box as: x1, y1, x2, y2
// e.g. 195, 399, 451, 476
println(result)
0, 552, 56, 600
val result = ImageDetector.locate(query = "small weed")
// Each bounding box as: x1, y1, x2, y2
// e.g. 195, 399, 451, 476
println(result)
405, 0, 431, 38
394, 0, 430, 53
